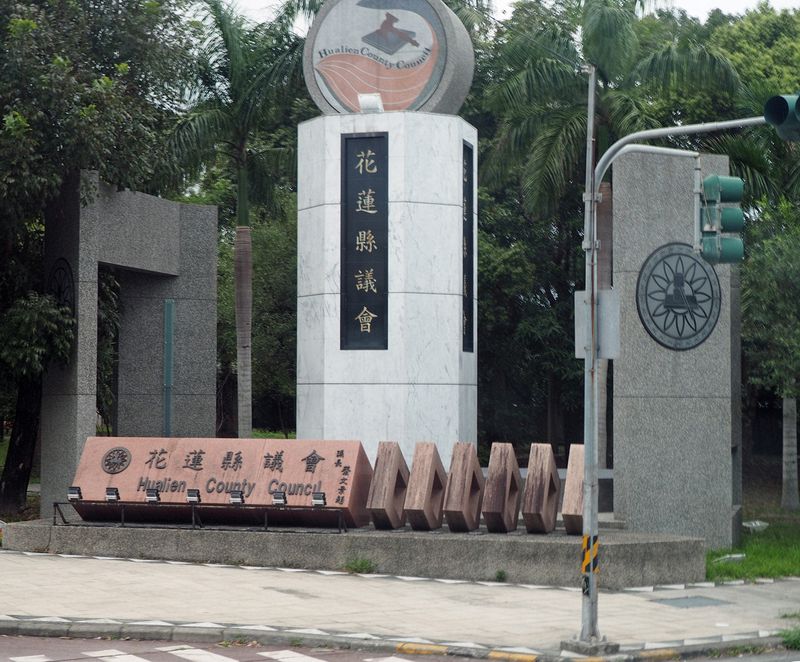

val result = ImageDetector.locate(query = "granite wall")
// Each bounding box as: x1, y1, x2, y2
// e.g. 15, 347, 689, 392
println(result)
612, 153, 742, 549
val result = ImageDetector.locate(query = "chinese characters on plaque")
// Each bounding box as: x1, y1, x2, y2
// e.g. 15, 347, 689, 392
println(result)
462, 143, 474, 352
341, 134, 388, 349
72, 437, 374, 527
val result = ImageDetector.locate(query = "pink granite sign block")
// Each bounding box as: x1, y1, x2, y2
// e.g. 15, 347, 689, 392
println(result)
482, 443, 521, 533
562, 443, 584, 535
521, 443, 560, 533
70, 437, 373, 527
403, 442, 446, 531
443, 442, 484, 532
366, 441, 409, 529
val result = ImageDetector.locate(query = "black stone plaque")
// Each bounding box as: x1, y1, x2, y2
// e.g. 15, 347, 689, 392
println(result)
462, 142, 475, 352
341, 133, 389, 349
636, 242, 721, 351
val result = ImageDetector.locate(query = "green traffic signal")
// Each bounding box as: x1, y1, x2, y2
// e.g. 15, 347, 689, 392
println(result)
718, 207, 744, 233
701, 233, 744, 264
700, 174, 745, 265
764, 95, 800, 141
702, 174, 744, 203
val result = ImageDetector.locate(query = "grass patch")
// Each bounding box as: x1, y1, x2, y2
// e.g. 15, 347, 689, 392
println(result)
251, 429, 296, 439
494, 569, 507, 583
1, 494, 41, 523
707, 522, 800, 581
707, 645, 769, 657
781, 626, 800, 650
344, 557, 376, 574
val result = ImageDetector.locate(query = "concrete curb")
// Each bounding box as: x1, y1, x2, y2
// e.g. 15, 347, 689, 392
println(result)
0, 618, 788, 661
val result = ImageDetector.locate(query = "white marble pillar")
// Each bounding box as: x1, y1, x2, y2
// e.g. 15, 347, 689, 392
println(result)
296, 112, 477, 467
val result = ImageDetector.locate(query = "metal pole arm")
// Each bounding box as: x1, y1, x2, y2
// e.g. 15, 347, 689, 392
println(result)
594, 145, 698, 193
594, 116, 765, 192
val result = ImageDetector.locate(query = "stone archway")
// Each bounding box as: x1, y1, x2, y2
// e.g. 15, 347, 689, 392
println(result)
40, 171, 217, 515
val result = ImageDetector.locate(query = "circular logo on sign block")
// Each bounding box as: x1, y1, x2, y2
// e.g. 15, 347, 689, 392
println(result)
303, 0, 474, 114
102, 447, 132, 474
636, 243, 721, 351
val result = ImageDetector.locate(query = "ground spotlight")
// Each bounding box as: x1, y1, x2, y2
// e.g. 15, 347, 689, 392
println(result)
105, 487, 120, 502
311, 492, 327, 507
145, 488, 160, 503
67, 486, 82, 502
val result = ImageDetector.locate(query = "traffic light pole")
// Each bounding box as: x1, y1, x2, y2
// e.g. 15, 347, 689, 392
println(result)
580, 63, 599, 643
578, 110, 766, 645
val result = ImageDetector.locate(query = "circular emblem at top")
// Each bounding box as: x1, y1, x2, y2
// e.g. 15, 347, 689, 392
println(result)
303, 0, 474, 114
102, 447, 132, 475
636, 243, 721, 351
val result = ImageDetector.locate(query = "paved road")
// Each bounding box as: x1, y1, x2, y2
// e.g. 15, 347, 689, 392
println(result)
2, 637, 800, 662
693, 653, 800, 662
0, 638, 454, 662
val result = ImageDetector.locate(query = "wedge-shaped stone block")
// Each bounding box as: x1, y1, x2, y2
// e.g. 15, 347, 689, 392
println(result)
443, 442, 484, 532
482, 443, 522, 533
562, 444, 584, 535
366, 441, 409, 529
521, 443, 561, 533
403, 442, 446, 531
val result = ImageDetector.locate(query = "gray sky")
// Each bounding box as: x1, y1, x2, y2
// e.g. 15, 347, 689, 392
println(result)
235, 0, 799, 24
664, 0, 797, 19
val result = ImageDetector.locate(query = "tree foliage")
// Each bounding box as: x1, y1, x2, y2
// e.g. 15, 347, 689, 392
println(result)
173, 0, 310, 437
742, 199, 800, 400
709, 2, 800, 94
0, 0, 192, 512
0, 293, 74, 379
742, 198, 800, 509
0, 0, 191, 231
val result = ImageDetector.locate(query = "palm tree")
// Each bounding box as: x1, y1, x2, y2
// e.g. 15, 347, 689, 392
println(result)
484, 0, 739, 462
173, 0, 305, 437
486, 0, 739, 215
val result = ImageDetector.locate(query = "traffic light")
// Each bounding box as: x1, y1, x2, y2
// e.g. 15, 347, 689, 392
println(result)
764, 95, 800, 141
700, 174, 745, 265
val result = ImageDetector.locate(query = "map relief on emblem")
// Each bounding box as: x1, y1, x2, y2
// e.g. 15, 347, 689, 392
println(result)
313, 0, 444, 112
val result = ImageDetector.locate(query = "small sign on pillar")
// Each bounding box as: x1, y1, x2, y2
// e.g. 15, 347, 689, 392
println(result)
462, 143, 475, 352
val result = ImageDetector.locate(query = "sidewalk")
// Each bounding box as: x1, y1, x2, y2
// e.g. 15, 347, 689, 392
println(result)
0, 550, 797, 659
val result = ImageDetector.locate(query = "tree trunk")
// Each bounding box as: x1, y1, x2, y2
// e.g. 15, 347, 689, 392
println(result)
234, 159, 253, 438
0, 377, 41, 515
234, 225, 253, 439
547, 373, 565, 457
782, 396, 799, 510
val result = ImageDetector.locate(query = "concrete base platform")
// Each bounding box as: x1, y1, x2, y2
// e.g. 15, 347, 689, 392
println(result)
2, 518, 704, 590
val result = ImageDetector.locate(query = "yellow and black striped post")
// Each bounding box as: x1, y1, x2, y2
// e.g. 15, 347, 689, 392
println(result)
581, 534, 599, 578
